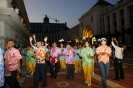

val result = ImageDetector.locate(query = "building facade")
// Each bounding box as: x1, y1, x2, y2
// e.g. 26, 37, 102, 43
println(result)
63, 0, 133, 47
30, 15, 69, 45
0, 0, 30, 50
100, 0, 133, 47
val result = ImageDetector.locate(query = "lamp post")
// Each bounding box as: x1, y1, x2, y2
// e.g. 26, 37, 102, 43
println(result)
92, 37, 96, 45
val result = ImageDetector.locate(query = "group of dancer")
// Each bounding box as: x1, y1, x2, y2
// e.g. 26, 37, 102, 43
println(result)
0, 34, 126, 88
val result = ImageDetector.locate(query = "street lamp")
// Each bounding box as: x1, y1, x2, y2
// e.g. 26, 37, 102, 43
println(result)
82, 37, 86, 40
92, 37, 96, 45
59, 39, 64, 42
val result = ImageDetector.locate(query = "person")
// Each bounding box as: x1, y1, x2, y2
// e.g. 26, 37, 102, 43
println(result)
27, 47, 36, 75
63, 44, 75, 79
91, 45, 96, 75
4, 39, 22, 88
111, 38, 126, 80
29, 37, 47, 88
20, 46, 26, 66
0, 47, 4, 88
59, 44, 66, 70
49, 42, 60, 78
80, 41, 94, 86
25, 46, 31, 73
78, 45, 83, 70
74, 45, 80, 73
96, 38, 112, 88
109, 44, 115, 67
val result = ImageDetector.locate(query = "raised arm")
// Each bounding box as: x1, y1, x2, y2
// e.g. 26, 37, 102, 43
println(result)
111, 38, 118, 49
33, 34, 37, 43
44, 37, 48, 47
29, 37, 34, 47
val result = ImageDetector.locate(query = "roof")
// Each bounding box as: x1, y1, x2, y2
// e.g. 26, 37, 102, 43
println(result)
90, 0, 113, 11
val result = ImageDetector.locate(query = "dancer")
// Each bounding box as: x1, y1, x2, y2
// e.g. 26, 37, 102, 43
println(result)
112, 38, 126, 80
63, 44, 75, 79
96, 38, 112, 88
30, 37, 47, 88
59, 44, 66, 70
4, 39, 22, 88
50, 42, 60, 78
27, 47, 36, 75
74, 45, 80, 73
0, 47, 4, 88
80, 41, 94, 86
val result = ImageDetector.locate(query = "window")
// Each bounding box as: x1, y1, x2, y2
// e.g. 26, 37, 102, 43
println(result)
81, 22, 83, 27
120, 9, 124, 17
91, 16, 93, 22
113, 13, 116, 20
129, 5, 133, 13
52, 37, 54, 42
57, 29, 59, 32
45, 26, 48, 28
107, 16, 110, 21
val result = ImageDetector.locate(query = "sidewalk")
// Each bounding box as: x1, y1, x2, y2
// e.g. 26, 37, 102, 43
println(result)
19, 64, 133, 88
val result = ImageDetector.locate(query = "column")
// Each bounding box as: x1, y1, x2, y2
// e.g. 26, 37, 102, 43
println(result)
110, 14, 114, 34
124, 7, 129, 29
116, 11, 121, 32
0, 0, 12, 8
104, 16, 108, 33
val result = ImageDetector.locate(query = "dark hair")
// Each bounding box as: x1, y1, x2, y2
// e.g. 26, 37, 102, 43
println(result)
8, 39, 15, 43
118, 42, 124, 48
36, 41, 41, 43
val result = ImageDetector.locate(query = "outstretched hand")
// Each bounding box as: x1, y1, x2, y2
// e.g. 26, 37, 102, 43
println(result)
29, 37, 33, 42
44, 37, 48, 42
33, 34, 36, 39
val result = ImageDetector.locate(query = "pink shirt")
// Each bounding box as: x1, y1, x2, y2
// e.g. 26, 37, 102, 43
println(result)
4, 48, 22, 71
50, 47, 60, 63
64, 49, 74, 64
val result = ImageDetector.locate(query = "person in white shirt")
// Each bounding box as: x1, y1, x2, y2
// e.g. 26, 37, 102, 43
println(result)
111, 38, 126, 80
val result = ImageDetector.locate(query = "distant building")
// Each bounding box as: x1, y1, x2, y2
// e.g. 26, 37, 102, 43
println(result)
64, 0, 133, 47
30, 15, 69, 45
0, 0, 30, 50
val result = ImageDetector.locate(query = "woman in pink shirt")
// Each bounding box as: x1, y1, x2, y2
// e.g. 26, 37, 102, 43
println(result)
63, 44, 75, 79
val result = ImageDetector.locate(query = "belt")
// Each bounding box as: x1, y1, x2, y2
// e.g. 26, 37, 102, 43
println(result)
36, 59, 45, 64
37, 62, 45, 64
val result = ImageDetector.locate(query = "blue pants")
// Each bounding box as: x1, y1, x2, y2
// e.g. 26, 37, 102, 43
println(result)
98, 62, 109, 88
33, 64, 47, 87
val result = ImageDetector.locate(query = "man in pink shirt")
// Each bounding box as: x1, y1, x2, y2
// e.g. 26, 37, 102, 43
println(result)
50, 42, 60, 78
63, 44, 75, 79
4, 39, 22, 88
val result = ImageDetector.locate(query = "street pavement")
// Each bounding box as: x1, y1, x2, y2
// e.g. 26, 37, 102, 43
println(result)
18, 48, 133, 88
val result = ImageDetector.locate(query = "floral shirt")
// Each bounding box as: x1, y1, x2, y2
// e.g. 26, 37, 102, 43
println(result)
35, 46, 46, 60
80, 47, 94, 66
0, 48, 4, 87
50, 47, 60, 63
64, 49, 74, 64
96, 46, 111, 64
4, 48, 22, 71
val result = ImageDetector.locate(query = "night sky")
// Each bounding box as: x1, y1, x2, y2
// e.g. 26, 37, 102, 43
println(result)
24, 0, 117, 28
